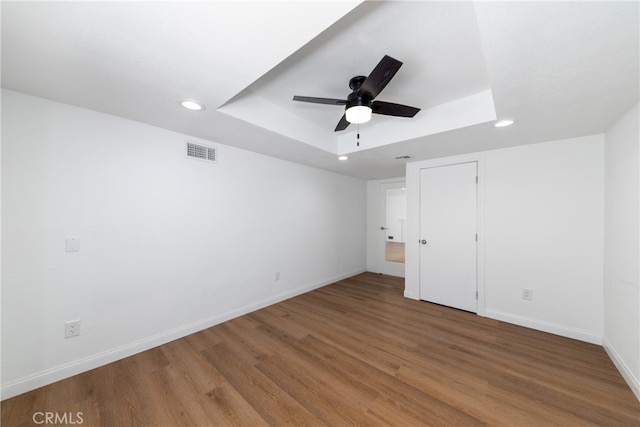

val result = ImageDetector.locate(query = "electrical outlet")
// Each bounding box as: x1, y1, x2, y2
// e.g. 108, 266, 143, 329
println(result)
275, 271, 281, 281
65, 320, 81, 338
522, 289, 533, 301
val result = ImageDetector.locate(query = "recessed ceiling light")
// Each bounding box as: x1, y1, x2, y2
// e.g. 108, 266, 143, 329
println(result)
338, 155, 348, 161
180, 100, 205, 111
494, 119, 514, 128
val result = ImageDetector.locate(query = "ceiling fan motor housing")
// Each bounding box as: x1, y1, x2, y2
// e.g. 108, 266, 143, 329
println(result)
347, 76, 372, 108
348, 75, 366, 91
346, 90, 372, 109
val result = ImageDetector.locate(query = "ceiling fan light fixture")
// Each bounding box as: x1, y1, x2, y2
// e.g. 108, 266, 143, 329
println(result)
292, 55, 419, 131
346, 105, 372, 124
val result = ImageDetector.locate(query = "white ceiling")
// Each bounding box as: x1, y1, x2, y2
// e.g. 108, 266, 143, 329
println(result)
2, 1, 638, 179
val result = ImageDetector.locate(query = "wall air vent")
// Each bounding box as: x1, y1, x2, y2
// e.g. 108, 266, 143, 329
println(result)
186, 142, 217, 163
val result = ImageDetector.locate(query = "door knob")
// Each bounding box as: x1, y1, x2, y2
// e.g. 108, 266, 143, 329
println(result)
420, 239, 427, 245
380, 226, 389, 230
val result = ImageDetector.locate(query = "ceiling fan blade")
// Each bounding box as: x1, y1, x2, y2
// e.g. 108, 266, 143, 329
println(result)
372, 101, 420, 118
357, 55, 403, 99
334, 113, 350, 131
293, 96, 347, 105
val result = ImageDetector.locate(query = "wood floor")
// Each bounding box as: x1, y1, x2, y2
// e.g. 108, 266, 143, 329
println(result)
385, 242, 405, 263
3, 273, 639, 426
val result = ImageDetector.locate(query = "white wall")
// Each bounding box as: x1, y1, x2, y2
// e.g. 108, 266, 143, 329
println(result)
483, 135, 604, 342
366, 181, 380, 272
1, 90, 367, 399
406, 135, 605, 343
603, 102, 639, 400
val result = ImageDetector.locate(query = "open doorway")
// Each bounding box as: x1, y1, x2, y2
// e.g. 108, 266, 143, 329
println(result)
379, 182, 406, 277
385, 187, 406, 263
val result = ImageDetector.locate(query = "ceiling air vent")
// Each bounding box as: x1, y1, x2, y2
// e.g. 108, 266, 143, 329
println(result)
186, 141, 217, 163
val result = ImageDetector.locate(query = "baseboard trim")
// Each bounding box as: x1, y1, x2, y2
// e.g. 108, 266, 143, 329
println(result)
403, 291, 419, 300
602, 337, 640, 402
1, 269, 366, 400
484, 309, 601, 344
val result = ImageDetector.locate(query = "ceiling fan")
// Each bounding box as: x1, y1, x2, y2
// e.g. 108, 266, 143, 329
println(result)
292, 55, 420, 132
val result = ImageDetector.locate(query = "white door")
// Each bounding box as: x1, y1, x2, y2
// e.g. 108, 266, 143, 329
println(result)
379, 181, 406, 277
419, 162, 477, 312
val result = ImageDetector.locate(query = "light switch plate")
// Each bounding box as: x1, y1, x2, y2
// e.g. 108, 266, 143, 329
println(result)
65, 237, 80, 252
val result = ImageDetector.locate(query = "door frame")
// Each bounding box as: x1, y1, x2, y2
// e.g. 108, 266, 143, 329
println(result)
405, 154, 486, 316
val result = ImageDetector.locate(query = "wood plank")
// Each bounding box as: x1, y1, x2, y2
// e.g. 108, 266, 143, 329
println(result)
202, 343, 322, 426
